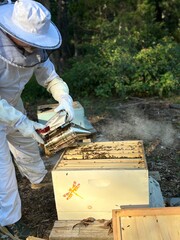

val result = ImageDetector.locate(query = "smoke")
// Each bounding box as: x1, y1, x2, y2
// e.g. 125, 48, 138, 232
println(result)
101, 108, 176, 146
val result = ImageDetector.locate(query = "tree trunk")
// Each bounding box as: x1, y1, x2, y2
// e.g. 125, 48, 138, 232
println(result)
38, 0, 70, 73
52, 0, 71, 73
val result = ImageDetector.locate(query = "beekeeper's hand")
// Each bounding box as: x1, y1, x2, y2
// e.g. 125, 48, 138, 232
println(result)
47, 78, 74, 122
54, 94, 74, 122
15, 116, 45, 144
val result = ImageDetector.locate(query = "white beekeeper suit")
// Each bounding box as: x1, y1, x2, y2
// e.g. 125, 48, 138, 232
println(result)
0, 0, 74, 229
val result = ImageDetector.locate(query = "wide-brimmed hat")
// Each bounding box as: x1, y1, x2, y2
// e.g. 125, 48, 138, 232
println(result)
0, 0, 62, 49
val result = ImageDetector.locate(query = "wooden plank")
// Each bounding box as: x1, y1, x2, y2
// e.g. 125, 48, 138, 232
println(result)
62, 153, 144, 160
112, 207, 180, 240
56, 162, 145, 170
26, 237, 46, 240
61, 161, 144, 166
134, 216, 161, 240
64, 150, 144, 156
64, 147, 143, 155
68, 140, 143, 147
58, 163, 145, 168
58, 159, 145, 169
63, 141, 144, 154
63, 153, 144, 158
62, 152, 144, 160
112, 210, 121, 240
121, 216, 140, 240
64, 148, 144, 155
61, 159, 145, 163
120, 215, 180, 240
67, 142, 143, 148
157, 215, 180, 239
113, 207, 180, 217
49, 220, 113, 240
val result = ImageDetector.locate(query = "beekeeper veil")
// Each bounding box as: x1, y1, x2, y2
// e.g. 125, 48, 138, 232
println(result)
0, 0, 62, 67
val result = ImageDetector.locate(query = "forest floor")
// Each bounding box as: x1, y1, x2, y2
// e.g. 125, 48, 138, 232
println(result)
1, 97, 180, 239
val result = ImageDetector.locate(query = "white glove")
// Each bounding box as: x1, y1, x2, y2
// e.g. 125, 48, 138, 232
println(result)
15, 116, 45, 144
0, 99, 45, 144
47, 78, 74, 122
54, 94, 74, 122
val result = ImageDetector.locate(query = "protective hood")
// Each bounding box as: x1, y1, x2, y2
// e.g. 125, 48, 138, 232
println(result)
0, 0, 62, 49
0, 29, 48, 67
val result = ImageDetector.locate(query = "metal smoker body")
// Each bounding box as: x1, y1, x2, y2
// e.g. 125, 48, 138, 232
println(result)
38, 112, 92, 156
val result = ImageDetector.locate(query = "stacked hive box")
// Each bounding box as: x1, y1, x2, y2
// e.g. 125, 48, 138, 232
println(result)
52, 140, 149, 220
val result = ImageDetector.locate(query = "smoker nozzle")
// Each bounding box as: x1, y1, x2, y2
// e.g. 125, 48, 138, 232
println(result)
71, 124, 91, 136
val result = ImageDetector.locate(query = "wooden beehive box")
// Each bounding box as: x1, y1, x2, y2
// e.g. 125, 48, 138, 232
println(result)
112, 207, 180, 240
52, 140, 149, 220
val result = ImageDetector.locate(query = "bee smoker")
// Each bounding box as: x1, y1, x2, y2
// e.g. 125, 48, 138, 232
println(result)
37, 112, 92, 156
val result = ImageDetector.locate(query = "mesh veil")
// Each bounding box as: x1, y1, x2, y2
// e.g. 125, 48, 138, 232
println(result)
0, 29, 52, 68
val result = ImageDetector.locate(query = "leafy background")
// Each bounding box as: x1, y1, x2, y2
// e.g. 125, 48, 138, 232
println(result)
23, 0, 180, 103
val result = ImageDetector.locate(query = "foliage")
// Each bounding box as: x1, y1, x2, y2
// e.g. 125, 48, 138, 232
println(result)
63, 36, 179, 98
24, 0, 180, 101
59, 0, 179, 99
131, 38, 180, 97
22, 75, 51, 103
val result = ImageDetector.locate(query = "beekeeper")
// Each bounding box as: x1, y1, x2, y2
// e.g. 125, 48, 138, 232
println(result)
0, 0, 74, 239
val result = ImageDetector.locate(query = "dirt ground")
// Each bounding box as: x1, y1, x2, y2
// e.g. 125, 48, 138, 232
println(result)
1, 97, 180, 239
